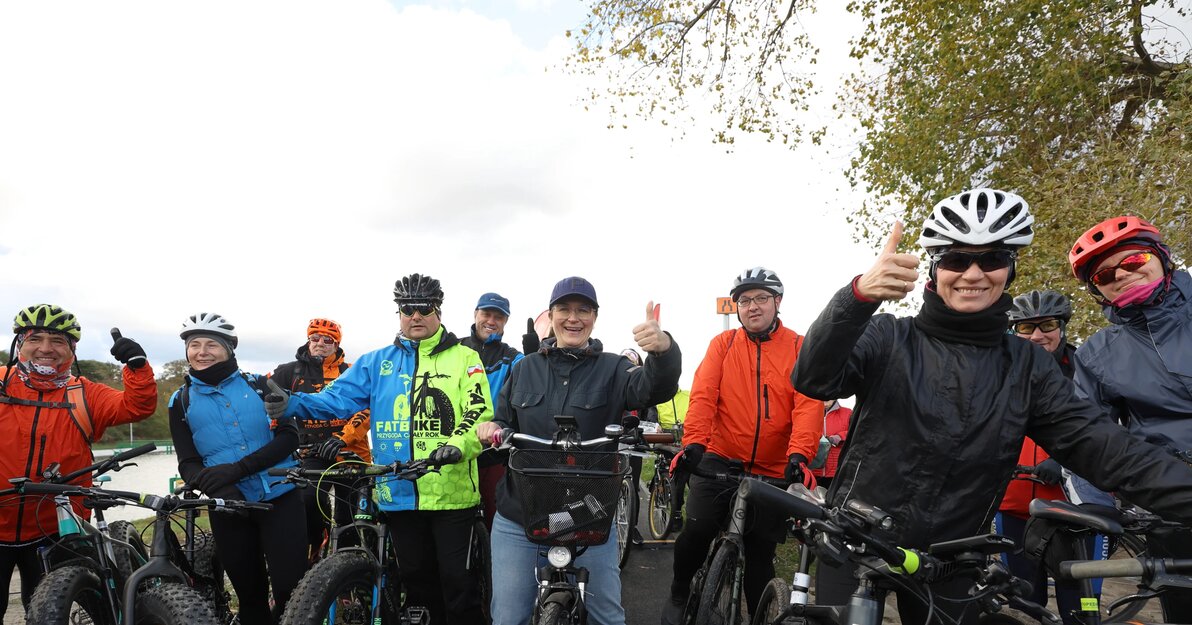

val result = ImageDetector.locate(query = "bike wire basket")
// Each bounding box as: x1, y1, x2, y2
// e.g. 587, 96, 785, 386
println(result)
509, 448, 628, 547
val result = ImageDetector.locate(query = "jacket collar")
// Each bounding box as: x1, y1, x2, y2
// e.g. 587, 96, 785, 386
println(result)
396, 325, 460, 356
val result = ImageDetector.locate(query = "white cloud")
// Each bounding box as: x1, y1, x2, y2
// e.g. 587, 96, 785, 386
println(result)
0, 1, 882, 393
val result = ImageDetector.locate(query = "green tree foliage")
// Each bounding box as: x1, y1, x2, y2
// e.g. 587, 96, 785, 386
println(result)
569, 0, 1190, 339
96, 359, 189, 444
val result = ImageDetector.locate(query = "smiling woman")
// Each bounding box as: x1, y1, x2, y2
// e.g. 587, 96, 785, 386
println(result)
792, 189, 1192, 625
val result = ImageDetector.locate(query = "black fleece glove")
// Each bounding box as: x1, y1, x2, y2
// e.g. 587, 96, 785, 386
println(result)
670, 443, 706, 475
522, 318, 540, 355
428, 445, 463, 466
316, 436, 346, 462
785, 454, 817, 490
110, 337, 148, 369
190, 462, 247, 494
207, 483, 244, 501
1033, 459, 1063, 485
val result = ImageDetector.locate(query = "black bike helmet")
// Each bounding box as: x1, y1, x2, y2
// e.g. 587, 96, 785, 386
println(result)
730, 267, 784, 299
1008, 290, 1072, 323
393, 273, 444, 304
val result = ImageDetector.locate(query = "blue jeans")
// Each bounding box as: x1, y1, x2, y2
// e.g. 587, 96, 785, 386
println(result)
490, 512, 626, 625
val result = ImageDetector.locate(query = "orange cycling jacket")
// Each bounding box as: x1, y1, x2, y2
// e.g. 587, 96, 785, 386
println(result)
683, 321, 823, 479
0, 364, 157, 543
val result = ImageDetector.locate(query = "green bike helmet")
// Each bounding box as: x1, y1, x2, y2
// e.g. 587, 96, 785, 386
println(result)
13, 304, 82, 341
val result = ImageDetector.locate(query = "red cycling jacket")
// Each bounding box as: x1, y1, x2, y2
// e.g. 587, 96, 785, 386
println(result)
683, 321, 823, 479
999, 437, 1066, 518
0, 364, 157, 543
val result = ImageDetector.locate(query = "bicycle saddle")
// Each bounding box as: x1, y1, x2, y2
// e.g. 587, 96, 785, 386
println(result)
1027, 498, 1124, 534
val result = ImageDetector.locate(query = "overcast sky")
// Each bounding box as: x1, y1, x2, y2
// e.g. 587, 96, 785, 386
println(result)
0, 0, 883, 391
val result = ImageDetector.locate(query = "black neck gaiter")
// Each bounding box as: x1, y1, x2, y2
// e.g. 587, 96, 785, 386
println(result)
189, 357, 239, 386
913, 288, 1012, 347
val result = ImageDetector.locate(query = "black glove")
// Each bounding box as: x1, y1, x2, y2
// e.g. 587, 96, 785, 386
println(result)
522, 318, 540, 355
110, 337, 148, 369
190, 462, 247, 494
263, 378, 290, 419
1033, 458, 1063, 485
316, 436, 346, 462
670, 443, 706, 475
428, 444, 463, 466
785, 454, 817, 490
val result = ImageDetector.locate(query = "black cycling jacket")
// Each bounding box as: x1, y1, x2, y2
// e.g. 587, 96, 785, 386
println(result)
793, 283, 1192, 549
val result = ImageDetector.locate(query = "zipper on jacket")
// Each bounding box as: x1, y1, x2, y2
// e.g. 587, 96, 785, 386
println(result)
748, 339, 764, 473
35, 434, 47, 479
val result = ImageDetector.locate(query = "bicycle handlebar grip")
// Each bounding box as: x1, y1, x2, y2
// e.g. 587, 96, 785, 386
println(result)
642, 432, 677, 444
15, 481, 75, 495
1060, 558, 1144, 579
111, 443, 157, 463
266, 468, 291, 476
738, 478, 826, 521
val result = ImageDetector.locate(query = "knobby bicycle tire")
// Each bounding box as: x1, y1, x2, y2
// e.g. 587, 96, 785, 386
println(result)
134, 584, 220, 625
280, 551, 402, 625
534, 600, 571, 625
184, 532, 234, 625
1101, 533, 1149, 623
26, 565, 116, 625
751, 578, 791, 625
648, 472, 675, 540
109, 520, 148, 586
470, 518, 493, 624
695, 540, 744, 625
616, 477, 637, 569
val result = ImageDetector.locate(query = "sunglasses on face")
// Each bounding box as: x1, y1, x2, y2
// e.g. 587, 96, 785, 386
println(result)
1090, 252, 1154, 286
399, 304, 438, 317
931, 249, 1017, 273
308, 336, 336, 345
1013, 319, 1062, 335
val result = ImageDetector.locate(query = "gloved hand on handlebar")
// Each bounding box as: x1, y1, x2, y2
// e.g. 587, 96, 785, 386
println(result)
428, 444, 463, 465
669, 443, 706, 475
205, 483, 244, 501
316, 436, 346, 462
1032, 458, 1063, 485
785, 454, 817, 490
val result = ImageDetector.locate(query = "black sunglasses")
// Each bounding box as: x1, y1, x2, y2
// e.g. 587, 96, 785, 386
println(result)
399, 303, 438, 317
931, 249, 1017, 273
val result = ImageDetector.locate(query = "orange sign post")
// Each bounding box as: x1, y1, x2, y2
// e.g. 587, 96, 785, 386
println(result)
716, 297, 737, 330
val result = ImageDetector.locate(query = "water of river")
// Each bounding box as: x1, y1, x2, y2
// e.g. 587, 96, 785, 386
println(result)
91, 451, 180, 523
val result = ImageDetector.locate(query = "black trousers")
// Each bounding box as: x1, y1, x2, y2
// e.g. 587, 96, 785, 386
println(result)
0, 537, 50, 620
815, 555, 981, 625
387, 507, 484, 625
670, 455, 788, 612
209, 489, 307, 625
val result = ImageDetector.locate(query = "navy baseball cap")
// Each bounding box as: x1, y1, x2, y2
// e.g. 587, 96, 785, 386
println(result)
549, 277, 599, 308
475, 292, 511, 316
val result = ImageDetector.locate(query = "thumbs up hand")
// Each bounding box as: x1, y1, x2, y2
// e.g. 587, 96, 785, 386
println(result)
633, 301, 671, 354
855, 221, 921, 302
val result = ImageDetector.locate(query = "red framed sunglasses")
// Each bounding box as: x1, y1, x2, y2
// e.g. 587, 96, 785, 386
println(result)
1090, 252, 1154, 286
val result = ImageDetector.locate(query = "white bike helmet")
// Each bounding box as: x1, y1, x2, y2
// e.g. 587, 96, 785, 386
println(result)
918, 189, 1035, 251
731, 267, 784, 299
180, 312, 238, 348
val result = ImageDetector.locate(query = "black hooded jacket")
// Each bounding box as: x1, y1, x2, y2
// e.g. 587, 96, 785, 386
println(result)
792, 283, 1192, 549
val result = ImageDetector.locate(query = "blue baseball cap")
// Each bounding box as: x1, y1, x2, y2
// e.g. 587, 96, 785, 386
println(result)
549, 277, 599, 308
475, 292, 511, 317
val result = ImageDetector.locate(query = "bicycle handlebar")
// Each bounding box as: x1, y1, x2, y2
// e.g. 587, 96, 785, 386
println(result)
266, 457, 441, 482
498, 429, 622, 451
56, 443, 158, 485
10, 480, 270, 513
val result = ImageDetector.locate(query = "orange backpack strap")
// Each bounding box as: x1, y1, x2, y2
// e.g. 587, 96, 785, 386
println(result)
64, 383, 94, 443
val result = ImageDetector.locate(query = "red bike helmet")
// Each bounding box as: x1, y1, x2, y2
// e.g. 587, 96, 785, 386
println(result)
1069, 216, 1163, 280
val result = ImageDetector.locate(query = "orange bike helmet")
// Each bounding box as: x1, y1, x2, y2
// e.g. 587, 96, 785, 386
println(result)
1069, 216, 1163, 280
307, 318, 342, 343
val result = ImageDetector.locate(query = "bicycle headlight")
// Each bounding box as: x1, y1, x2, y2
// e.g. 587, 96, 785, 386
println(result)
547, 546, 572, 568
